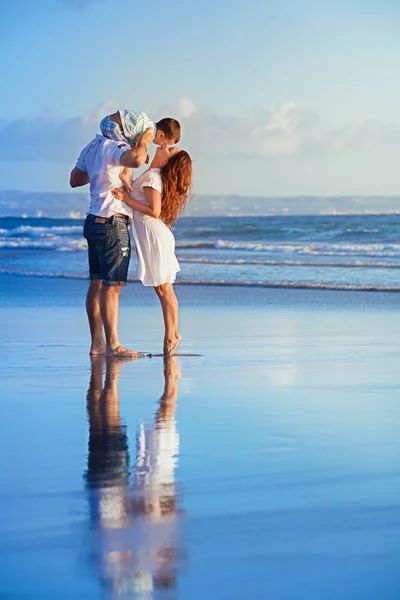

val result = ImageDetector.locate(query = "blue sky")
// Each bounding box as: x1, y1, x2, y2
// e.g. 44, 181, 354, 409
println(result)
0, 0, 399, 197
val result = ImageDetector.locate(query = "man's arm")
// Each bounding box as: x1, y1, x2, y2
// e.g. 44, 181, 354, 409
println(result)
119, 127, 154, 168
70, 166, 89, 188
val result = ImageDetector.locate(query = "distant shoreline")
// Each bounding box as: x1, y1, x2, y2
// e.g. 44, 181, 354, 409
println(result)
1, 190, 399, 218
1, 212, 400, 220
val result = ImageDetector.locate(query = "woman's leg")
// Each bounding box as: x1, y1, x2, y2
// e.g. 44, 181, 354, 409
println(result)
154, 283, 181, 355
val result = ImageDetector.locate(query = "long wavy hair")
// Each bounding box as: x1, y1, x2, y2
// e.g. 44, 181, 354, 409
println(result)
160, 151, 193, 226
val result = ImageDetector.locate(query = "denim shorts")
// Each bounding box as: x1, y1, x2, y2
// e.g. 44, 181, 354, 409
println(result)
83, 214, 131, 286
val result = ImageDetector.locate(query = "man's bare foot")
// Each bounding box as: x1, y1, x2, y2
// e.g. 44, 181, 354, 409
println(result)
105, 345, 144, 358
90, 342, 106, 356
119, 171, 132, 192
163, 334, 182, 356
105, 355, 138, 366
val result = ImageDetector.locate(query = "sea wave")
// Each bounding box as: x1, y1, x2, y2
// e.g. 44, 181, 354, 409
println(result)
0, 219, 399, 262
0, 238, 87, 251
0, 268, 399, 292
1, 225, 82, 237
176, 239, 400, 258
178, 257, 400, 269
1, 235, 400, 261
0, 224, 86, 251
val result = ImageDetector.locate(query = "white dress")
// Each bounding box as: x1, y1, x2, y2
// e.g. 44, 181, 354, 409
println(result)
135, 420, 180, 489
129, 169, 180, 287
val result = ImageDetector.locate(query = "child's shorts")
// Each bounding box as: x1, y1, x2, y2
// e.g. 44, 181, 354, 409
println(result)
100, 110, 155, 145
99, 115, 127, 143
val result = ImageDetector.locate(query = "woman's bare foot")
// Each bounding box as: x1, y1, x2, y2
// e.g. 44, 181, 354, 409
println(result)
105, 345, 144, 358
163, 356, 182, 380
163, 334, 182, 356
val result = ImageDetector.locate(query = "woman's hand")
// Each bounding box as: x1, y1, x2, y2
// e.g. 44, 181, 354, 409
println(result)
111, 187, 131, 205
111, 185, 161, 218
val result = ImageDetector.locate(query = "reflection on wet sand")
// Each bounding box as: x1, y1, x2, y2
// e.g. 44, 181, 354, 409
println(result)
85, 357, 183, 598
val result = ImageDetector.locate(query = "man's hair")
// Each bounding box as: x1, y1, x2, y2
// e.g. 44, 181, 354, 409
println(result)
156, 118, 181, 143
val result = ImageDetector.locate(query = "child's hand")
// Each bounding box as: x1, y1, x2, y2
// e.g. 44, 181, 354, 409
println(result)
111, 187, 130, 204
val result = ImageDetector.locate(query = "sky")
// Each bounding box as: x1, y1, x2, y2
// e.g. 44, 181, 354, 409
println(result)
0, 0, 399, 198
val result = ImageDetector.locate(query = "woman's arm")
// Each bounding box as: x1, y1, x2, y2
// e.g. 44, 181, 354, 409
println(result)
111, 186, 161, 218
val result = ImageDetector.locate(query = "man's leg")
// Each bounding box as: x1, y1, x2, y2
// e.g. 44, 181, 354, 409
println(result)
84, 215, 106, 355
100, 285, 121, 353
94, 215, 143, 358
86, 355, 105, 432
86, 280, 106, 355
101, 285, 142, 357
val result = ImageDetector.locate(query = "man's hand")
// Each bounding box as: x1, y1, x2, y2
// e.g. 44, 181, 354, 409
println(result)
135, 127, 155, 148
120, 127, 154, 169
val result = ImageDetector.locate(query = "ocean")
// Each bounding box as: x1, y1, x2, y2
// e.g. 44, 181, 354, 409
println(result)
1, 219, 400, 599
0, 214, 399, 291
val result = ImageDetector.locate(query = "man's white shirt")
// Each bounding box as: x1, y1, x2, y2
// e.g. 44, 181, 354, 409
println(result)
76, 135, 133, 218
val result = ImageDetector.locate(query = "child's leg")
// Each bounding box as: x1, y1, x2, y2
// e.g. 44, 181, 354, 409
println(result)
108, 111, 123, 127
119, 168, 133, 192
99, 114, 126, 142
100, 114, 133, 190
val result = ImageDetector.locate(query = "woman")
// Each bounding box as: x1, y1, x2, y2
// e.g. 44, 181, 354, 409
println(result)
112, 146, 192, 355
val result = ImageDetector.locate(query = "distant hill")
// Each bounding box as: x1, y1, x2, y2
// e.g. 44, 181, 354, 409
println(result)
0, 190, 399, 218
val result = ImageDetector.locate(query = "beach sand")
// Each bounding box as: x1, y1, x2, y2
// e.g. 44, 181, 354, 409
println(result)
0, 274, 399, 599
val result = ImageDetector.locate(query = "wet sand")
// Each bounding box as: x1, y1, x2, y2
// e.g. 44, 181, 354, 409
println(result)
0, 275, 399, 599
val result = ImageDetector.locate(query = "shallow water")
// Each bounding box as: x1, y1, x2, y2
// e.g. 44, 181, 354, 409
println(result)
1, 278, 400, 598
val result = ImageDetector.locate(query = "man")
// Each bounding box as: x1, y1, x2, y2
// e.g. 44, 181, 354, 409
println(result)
70, 127, 154, 357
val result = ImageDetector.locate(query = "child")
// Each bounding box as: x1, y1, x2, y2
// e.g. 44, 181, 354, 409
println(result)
100, 110, 181, 191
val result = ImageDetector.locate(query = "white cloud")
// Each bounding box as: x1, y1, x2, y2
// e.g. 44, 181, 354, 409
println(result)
0, 101, 112, 163
329, 121, 400, 154
173, 99, 321, 158
1, 97, 400, 165
173, 98, 400, 160
177, 97, 198, 119
87, 99, 119, 123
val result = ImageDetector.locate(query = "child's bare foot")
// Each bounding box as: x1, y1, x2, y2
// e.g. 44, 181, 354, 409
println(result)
163, 334, 182, 356
119, 169, 132, 192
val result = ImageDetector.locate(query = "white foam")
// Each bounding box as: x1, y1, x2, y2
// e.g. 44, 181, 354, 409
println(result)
0, 268, 399, 292
177, 239, 400, 259
2, 225, 82, 238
